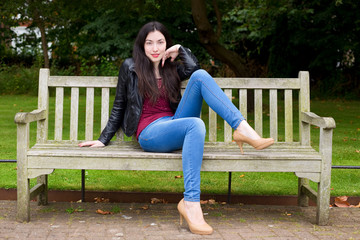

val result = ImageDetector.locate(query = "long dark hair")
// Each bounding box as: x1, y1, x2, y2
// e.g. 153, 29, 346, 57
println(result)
133, 21, 180, 104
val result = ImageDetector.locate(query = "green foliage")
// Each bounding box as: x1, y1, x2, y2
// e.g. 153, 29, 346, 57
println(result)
1, 0, 359, 98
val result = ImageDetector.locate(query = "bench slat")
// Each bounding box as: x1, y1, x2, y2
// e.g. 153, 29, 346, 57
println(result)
70, 88, 79, 141
270, 89, 278, 141
254, 89, 263, 136
285, 89, 293, 142
49, 76, 301, 89
224, 89, 233, 142
239, 89, 247, 120
85, 88, 94, 141
209, 108, 216, 142
101, 88, 110, 132
54, 87, 64, 141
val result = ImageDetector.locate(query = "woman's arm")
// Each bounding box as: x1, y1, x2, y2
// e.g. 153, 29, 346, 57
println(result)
175, 46, 200, 80
79, 59, 130, 147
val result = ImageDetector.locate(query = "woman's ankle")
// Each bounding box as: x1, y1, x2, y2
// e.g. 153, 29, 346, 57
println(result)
236, 121, 261, 140
183, 200, 207, 224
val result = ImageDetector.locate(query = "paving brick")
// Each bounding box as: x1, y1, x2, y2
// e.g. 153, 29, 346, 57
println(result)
1, 201, 360, 240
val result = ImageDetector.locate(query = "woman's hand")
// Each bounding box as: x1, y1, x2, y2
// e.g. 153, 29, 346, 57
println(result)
78, 140, 105, 148
162, 44, 181, 67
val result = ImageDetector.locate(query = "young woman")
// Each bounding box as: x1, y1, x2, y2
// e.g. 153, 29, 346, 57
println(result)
79, 21, 274, 235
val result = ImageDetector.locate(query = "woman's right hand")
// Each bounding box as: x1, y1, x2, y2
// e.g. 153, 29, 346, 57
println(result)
78, 140, 105, 148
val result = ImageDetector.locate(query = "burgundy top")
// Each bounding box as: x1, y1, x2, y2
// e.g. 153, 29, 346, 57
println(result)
136, 78, 174, 139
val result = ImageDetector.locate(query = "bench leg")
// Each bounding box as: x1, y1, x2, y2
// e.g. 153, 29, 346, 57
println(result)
17, 176, 30, 222
16, 123, 31, 222
298, 178, 309, 207
316, 128, 332, 225
316, 181, 330, 225
37, 175, 48, 206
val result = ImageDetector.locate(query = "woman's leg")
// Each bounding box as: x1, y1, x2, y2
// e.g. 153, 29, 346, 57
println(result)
174, 69, 245, 129
138, 116, 206, 202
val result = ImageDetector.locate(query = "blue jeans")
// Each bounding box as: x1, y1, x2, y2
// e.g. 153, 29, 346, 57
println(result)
138, 69, 245, 202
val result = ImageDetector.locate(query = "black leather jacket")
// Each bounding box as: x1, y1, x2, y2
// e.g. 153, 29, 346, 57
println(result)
98, 46, 200, 145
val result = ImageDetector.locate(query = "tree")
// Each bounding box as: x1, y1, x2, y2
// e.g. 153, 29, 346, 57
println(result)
191, 0, 248, 76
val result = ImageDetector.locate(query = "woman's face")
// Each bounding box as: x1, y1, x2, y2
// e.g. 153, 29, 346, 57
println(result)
144, 30, 166, 66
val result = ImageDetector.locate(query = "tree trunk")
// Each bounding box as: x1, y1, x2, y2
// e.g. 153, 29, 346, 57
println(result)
28, 0, 50, 68
191, 0, 247, 77
37, 22, 50, 68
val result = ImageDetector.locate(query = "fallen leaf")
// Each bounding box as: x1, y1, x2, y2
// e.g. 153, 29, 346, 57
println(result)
356, 150, 360, 153
239, 174, 245, 178
150, 198, 167, 204
140, 205, 149, 210
94, 197, 109, 203
208, 199, 216, 205
350, 202, 360, 208
334, 196, 351, 208
96, 209, 112, 215
200, 200, 208, 204
174, 175, 183, 179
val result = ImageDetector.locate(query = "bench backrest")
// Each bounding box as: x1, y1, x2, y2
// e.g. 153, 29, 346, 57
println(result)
37, 69, 310, 145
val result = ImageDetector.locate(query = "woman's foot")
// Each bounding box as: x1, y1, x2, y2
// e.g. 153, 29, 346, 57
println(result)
234, 121, 274, 154
177, 199, 213, 235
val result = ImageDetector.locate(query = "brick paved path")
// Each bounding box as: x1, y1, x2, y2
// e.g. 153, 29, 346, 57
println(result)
0, 200, 359, 239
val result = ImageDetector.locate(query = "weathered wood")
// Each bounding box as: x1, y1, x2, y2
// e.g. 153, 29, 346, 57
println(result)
85, 88, 94, 140
295, 172, 320, 182
209, 108, 217, 142
239, 89, 247, 120
254, 89, 263, 136
101, 88, 110, 132
29, 183, 45, 201
37, 69, 49, 143
70, 88, 79, 141
301, 184, 318, 203
299, 71, 310, 146
15, 69, 335, 225
54, 87, 64, 141
317, 127, 333, 225
301, 112, 336, 129
14, 109, 46, 124
269, 90, 278, 141
224, 89, 233, 143
16, 123, 30, 222
285, 90, 293, 142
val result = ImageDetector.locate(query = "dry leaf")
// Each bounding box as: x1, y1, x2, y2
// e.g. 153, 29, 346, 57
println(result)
334, 196, 351, 208
208, 199, 216, 205
141, 205, 149, 210
239, 174, 245, 178
96, 209, 112, 215
350, 202, 360, 208
200, 200, 208, 204
94, 197, 109, 203
174, 175, 183, 179
150, 198, 167, 204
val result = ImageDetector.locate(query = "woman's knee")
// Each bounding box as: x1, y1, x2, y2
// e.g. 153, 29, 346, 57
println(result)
188, 118, 206, 137
189, 69, 211, 82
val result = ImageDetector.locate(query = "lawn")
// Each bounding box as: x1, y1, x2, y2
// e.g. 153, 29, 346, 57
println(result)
0, 94, 359, 196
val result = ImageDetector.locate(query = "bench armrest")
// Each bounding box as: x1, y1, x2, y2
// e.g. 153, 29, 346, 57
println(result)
301, 112, 336, 129
14, 109, 47, 124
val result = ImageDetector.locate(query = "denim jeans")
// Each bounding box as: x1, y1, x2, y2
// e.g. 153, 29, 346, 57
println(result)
138, 69, 245, 202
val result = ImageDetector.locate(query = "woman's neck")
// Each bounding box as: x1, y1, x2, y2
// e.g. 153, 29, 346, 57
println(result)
153, 63, 161, 79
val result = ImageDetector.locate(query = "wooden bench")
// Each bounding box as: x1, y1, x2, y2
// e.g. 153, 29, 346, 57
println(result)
15, 69, 335, 224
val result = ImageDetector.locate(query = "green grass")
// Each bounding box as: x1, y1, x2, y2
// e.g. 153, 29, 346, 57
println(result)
0, 95, 359, 196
